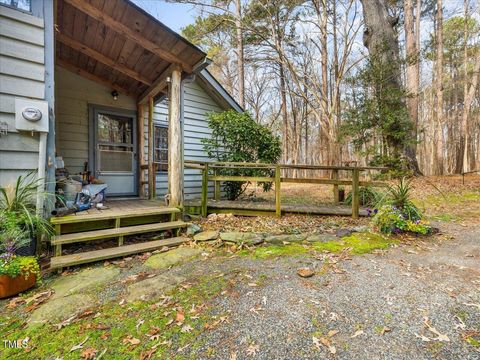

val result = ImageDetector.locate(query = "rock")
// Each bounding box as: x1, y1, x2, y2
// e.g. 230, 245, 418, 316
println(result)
306, 234, 337, 243
126, 274, 186, 302
50, 267, 120, 299
297, 268, 315, 278
220, 232, 264, 245
186, 224, 202, 236
28, 294, 94, 328
144, 247, 202, 269
335, 228, 352, 238
264, 234, 306, 244
352, 226, 369, 233
193, 230, 219, 241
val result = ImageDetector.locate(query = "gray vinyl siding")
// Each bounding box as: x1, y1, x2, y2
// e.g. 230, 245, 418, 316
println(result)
0, 5, 44, 186
145, 79, 225, 200
55, 67, 137, 174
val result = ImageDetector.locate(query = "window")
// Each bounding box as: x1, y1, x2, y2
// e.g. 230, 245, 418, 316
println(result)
0, 0, 31, 11
154, 125, 168, 172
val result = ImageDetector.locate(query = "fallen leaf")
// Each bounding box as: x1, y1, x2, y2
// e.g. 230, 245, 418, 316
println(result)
140, 348, 157, 360
351, 330, 364, 338
70, 336, 89, 352
181, 324, 193, 333
81, 348, 97, 360
176, 311, 185, 324
123, 337, 141, 346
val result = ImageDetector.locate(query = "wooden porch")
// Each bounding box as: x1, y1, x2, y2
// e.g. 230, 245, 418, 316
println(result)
49, 200, 188, 270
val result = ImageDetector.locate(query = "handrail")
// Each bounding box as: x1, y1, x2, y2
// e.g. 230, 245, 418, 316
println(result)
185, 160, 388, 172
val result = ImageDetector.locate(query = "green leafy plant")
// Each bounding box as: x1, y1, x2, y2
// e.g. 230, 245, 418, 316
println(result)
0, 255, 40, 281
202, 110, 281, 200
372, 205, 431, 235
0, 172, 53, 237
345, 186, 382, 207
384, 177, 421, 221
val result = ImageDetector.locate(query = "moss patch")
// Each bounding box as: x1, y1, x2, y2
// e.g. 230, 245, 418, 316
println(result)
239, 232, 394, 259
312, 232, 393, 254
0, 275, 228, 359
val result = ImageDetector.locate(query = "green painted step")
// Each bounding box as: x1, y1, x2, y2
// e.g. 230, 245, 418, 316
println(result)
51, 221, 187, 245
50, 236, 189, 269
50, 207, 180, 225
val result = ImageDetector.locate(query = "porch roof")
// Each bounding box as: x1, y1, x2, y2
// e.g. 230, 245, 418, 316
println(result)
55, 0, 208, 103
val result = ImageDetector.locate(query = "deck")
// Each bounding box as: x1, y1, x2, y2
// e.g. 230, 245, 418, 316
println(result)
51, 199, 168, 223
185, 200, 369, 217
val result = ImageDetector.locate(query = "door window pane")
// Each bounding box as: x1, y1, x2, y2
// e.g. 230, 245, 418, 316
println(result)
0, 0, 31, 11
154, 125, 168, 171
99, 148, 133, 172
98, 114, 132, 144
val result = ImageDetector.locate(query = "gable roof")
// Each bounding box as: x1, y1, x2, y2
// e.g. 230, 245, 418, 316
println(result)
196, 70, 243, 112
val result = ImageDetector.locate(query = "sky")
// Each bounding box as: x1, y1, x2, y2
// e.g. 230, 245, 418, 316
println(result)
131, 0, 197, 33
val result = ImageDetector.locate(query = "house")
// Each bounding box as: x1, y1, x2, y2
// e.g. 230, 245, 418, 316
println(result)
0, 0, 241, 204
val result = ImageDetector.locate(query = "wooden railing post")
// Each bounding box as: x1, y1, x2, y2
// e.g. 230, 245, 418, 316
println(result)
351, 168, 360, 219
331, 169, 339, 204
275, 165, 281, 217
214, 167, 220, 201
201, 163, 209, 217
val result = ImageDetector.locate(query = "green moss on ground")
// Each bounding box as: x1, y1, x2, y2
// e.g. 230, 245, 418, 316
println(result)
0, 276, 228, 360
240, 232, 394, 259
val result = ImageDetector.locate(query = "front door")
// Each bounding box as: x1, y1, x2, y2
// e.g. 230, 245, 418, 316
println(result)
92, 106, 137, 197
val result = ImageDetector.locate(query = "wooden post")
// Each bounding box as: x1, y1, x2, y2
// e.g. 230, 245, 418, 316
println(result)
137, 103, 145, 198
331, 169, 339, 204
148, 97, 154, 200
214, 168, 220, 201
201, 163, 209, 217
351, 168, 360, 219
275, 165, 281, 217
168, 65, 183, 207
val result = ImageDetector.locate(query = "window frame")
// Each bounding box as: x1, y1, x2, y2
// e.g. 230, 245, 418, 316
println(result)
153, 124, 168, 173
0, 0, 31, 13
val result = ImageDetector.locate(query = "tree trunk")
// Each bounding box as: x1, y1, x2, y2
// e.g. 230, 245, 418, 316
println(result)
434, 0, 445, 174
360, 0, 421, 173
234, 0, 245, 108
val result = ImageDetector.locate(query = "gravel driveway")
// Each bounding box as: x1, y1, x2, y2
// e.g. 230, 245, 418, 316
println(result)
185, 223, 480, 359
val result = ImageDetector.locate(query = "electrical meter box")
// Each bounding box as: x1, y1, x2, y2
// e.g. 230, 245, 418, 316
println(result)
15, 98, 49, 132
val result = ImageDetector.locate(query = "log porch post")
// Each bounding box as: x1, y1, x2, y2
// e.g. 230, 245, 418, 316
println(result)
168, 65, 183, 207
148, 97, 154, 200
137, 103, 145, 198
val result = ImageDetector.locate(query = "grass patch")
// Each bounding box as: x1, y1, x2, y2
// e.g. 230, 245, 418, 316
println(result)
0, 276, 228, 359
239, 232, 394, 259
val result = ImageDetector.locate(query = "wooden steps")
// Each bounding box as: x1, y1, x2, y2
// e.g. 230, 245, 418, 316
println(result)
50, 236, 189, 269
51, 221, 187, 245
49, 203, 188, 270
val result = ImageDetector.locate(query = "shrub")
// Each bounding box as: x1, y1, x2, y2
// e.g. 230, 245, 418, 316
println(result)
345, 186, 382, 207
202, 110, 281, 200
372, 205, 431, 235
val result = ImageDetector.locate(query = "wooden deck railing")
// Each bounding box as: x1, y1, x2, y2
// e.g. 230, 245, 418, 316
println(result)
185, 161, 388, 219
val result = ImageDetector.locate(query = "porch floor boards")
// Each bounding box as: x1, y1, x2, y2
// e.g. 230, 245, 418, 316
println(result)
185, 200, 368, 217
51, 199, 170, 224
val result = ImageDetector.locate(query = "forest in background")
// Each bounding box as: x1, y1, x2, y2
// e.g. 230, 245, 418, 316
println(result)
174, 0, 480, 175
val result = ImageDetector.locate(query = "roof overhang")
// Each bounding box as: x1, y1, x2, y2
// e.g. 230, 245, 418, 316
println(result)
55, 0, 208, 103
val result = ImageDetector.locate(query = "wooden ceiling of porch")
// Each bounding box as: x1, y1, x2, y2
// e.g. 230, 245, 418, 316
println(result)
55, 0, 207, 100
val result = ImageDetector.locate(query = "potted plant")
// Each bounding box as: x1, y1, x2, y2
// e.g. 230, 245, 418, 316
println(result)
0, 216, 40, 298
0, 172, 53, 256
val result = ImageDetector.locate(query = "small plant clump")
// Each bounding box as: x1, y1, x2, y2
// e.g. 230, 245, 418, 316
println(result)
0, 255, 40, 281
345, 186, 381, 207
371, 177, 431, 235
